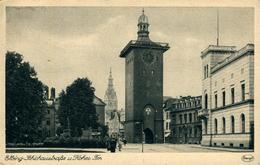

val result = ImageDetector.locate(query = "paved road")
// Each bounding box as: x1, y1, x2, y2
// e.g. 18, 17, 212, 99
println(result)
7, 144, 252, 153
120, 144, 229, 153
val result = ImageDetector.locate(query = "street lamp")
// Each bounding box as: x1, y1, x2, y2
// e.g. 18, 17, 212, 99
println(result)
135, 121, 144, 153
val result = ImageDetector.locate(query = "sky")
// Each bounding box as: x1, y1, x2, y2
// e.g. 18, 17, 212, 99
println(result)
6, 7, 254, 109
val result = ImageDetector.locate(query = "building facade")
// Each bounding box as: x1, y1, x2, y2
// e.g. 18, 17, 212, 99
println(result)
199, 44, 254, 149
120, 10, 169, 143
163, 97, 177, 142
93, 96, 106, 126
104, 69, 120, 136
167, 96, 202, 144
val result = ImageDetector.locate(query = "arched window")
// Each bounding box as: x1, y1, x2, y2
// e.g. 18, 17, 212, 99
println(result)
231, 116, 235, 133
222, 117, 226, 133
214, 118, 218, 134
241, 114, 245, 133
205, 94, 208, 109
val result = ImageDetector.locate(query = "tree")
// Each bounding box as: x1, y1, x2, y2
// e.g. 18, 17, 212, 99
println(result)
58, 78, 98, 137
6, 51, 46, 143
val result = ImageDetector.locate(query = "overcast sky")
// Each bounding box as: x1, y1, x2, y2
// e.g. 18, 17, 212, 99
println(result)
6, 7, 254, 109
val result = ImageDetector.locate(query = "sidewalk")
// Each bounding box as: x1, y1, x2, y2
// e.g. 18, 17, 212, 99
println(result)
190, 145, 254, 152
6, 147, 108, 153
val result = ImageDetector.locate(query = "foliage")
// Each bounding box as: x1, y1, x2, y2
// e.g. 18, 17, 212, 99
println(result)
58, 78, 99, 137
6, 51, 46, 143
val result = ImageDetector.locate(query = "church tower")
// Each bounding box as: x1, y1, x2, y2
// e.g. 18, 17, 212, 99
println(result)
104, 68, 119, 136
119, 10, 170, 143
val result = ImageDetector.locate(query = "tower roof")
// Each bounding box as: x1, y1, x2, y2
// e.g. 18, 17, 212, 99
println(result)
138, 9, 149, 25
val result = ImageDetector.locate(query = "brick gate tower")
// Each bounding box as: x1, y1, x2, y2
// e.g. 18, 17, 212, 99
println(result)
119, 10, 169, 143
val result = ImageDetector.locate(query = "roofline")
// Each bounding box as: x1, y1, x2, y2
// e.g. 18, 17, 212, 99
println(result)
211, 43, 254, 74
119, 40, 170, 58
94, 95, 106, 106
200, 45, 237, 58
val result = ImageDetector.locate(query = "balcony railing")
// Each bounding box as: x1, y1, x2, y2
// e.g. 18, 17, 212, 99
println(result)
198, 109, 209, 118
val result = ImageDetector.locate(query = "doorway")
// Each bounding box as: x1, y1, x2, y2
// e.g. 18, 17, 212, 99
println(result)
144, 128, 154, 144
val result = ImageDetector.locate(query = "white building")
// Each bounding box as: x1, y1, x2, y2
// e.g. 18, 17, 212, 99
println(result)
199, 43, 254, 149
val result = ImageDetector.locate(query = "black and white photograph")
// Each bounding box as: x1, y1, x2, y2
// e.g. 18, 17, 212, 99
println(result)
1, 1, 259, 164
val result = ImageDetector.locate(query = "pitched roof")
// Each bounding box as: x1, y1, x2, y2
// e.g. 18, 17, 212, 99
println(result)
93, 95, 106, 106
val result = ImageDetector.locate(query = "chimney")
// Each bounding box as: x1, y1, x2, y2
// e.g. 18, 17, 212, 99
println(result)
50, 87, 55, 100
44, 86, 49, 99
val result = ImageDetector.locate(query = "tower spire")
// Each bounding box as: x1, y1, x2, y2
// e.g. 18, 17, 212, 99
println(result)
137, 8, 150, 41
108, 67, 113, 88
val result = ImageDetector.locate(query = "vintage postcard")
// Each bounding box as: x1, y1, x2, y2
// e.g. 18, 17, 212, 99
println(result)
0, 0, 259, 165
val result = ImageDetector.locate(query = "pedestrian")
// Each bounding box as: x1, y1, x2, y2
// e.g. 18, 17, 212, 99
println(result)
123, 138, 127, 146
118, 139, 122, 151
109, 138, 117, 153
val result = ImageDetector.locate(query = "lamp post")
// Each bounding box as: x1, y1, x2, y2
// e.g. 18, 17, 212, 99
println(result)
135, 122, 144, 153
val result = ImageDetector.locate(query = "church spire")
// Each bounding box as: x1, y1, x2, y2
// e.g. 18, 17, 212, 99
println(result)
137, 8, 150, 41
108, 67, 113, 88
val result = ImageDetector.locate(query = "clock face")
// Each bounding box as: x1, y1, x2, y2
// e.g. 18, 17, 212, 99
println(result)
145, 107, 152, 115
142, 52, 154, 64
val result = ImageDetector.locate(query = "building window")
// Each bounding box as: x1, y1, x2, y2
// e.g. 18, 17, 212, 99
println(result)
241, 68, 244, 74
241, 114, 245, 133
189, 113, 192, 123
194, 128, 197, 137
46, 120, 50, 126
231, 73, 234, 79
204, 64, 209, 79
205, 94, 208, 109
47, 109, 50, 114
166, 122, 169, 130
241, 83, 245, 101
214, 118, 218, 134
231, 87, 235, 104
231, 116, 235, 133
166, 112, 169, 119
222, 117, 226, 134
184, 114, 187, 123
215, 94, 218, 108
222, 91, 226, 106
179, 115, 182, 124
179, 127, 182, 137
